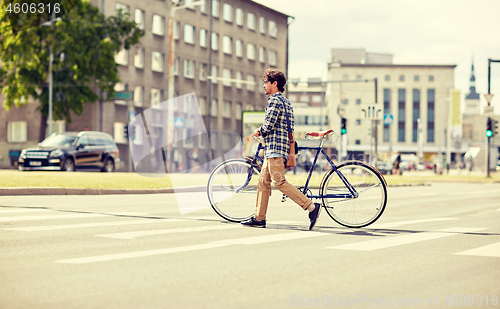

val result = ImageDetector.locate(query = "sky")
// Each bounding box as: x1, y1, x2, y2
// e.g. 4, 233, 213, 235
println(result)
254, 0, 500, 112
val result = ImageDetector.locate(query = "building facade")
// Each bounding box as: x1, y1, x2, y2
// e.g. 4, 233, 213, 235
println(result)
0, 0, 290, 170
326, 48, 458, 164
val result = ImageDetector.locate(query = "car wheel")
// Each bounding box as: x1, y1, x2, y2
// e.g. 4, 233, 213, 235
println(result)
62, 158, 75, 172
102, 158, 115, 172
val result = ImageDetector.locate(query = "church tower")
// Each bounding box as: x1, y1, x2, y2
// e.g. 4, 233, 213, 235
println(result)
464, 59, 480, 115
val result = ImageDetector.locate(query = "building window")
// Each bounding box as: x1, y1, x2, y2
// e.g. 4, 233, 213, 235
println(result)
184, 24, 195, 44
200, 0, 206, 13
151, 88, 161, 106
182, 129, 194, 148
247, 43, 255, 60
259, 47, 265, 63
199, 97, 207, 115
115, 49, 128, 65
259, 16, 266, 34
268, 50, 277, 65
235, 103, 242, 120
222, 68, 232, 87
356, 99, 361, 105
235, 8, 243, 26
383, 88, 391, 142
184, 59, 195, 78
199, 63, 207, 80
151, 51, 163, 72
412, 89, 420, 142
223, 3, 232, 22
288, 94, 297, 102
356, 75, 362, 81
343, 99, 348, 105
399, 75, 405, 82
115, 2, 129, 14
212, 0, 219, 17
135, 9, 145, 29
134, 86, 144, 107
200, 29, 207, 47
235, 71, 243, 89
355, 140, 361, 145
222, 36, 232, 54
210, 65, 218, 84
312, 95, 321, 103
174, 57, 179, 75
246, 74, 256, 91
173, 21, 180, 39
7, 121, 27, 142
300, 95, 309, 102
247, 12, 256, 30
427, 89, 435, 142
268, 20, 277, 37
222, 101, 231, 118
152, 14, 165, 36
414, 75, 419, 82
134, 48, 144, 68
342, 74, 349, 80
211, 99, 218, 116
398, 89, 406, 142
356, 119, 361, 126
211, 32, 219, 50
385, 75, 390, 81
235, 40, 243, 57
429, 75, 434, 82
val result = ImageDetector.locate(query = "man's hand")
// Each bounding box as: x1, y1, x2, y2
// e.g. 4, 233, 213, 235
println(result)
253, 128, 261, 138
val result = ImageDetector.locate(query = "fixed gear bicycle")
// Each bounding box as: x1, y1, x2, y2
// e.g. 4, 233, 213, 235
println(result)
207, 129, 387, 228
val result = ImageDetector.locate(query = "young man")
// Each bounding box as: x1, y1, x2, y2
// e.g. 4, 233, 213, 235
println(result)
240, 68, 321, 230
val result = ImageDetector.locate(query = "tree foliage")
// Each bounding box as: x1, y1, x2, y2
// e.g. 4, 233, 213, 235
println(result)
0, 0, 144, 122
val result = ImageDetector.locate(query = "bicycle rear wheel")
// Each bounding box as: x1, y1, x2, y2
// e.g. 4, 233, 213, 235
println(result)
320, 161, 387, 228
207, 159, 260, 222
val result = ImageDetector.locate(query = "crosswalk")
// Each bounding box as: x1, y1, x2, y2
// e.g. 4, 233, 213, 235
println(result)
1, 206, 500, 264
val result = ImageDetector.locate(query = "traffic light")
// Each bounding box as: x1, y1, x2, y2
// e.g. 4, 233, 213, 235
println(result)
124, 125, 129, 139
486, 117, 493, 138
341, 118, 347, 135
493, 118, 499, 137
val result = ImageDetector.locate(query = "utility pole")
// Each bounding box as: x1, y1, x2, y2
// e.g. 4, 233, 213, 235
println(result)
485, 58, 499, 177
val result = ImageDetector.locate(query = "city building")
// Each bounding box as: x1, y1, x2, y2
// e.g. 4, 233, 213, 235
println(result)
326, 48, 460, 164
463, 60, 481, 115
0, 0, 290, 170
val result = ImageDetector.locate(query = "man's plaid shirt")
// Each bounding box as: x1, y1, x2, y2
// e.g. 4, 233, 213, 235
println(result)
259, 92, 294, 159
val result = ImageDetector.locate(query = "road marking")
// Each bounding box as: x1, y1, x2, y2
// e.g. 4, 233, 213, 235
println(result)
56, 231, 326, 264
455, 242, 500, 258
96, 224, 243, 239
326, 227, 485, 251
0, 208, 49, 214
370, 218, 457, 229
2, 218, 187, 232
56, 243, 231, 264
0, 212, 146, 223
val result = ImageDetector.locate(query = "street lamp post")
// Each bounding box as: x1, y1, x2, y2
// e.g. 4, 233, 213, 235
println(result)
167, 0, 204, 171
41, 17, 59, 137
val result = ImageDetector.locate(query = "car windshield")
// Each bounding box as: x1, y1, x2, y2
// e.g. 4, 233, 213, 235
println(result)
39, 134, 77, 147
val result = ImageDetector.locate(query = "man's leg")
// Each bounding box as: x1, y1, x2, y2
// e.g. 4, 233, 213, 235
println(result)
254, 158, 272, 221
268, 157, 313, 211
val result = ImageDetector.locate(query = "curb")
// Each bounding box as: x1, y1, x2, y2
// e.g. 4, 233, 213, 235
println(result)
0, 184, 427, 196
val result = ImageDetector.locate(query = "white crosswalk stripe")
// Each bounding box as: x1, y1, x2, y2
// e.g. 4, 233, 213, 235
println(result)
0, 208, 49, 214
370, 218, 457, 229
0, 212, 146, 222
455, 241, 500, 258
326, 227, 485, 251
96, 224, 244, 239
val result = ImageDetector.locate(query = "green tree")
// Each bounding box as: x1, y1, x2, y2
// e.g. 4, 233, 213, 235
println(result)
0, 0, 144, 123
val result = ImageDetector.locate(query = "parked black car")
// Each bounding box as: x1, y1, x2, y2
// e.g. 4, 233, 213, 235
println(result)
18, 131, 120, 172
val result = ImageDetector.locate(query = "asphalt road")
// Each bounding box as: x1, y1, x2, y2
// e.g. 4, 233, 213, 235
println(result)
1, 182, 499, 309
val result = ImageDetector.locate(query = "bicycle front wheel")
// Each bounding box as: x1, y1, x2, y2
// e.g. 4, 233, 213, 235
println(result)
207, 159, 260, 222
320, 161, 387, 228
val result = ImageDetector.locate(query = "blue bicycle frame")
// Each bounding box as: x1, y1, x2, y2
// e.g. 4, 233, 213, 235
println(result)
236, 139, 359, 201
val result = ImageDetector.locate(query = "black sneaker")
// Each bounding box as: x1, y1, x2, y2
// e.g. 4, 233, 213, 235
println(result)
241, 217, 266, 228
308, 203, 321, 230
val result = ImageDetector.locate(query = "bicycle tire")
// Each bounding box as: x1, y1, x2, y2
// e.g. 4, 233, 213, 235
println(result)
207, 159, 260, 222
320, 161, 387, 228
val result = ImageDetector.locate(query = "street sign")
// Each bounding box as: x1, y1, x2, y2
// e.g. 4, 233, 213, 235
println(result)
337, 105, 346, 117
174, 117, 184, 127
484, 105, 494, 116
114, 91, 133, 100
383, 114, 393, 125
359, 104, 383, 120
484, 93, 494, 105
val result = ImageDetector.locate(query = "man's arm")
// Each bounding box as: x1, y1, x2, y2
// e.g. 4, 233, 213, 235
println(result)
258, 98, 280, 138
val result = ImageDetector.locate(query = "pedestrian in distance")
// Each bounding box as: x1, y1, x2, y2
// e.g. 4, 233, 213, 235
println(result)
240, 68, 321, 230
392, 152, 401, 175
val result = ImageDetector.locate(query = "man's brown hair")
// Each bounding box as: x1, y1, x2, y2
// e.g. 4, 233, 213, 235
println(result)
262, 68, 286, 92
